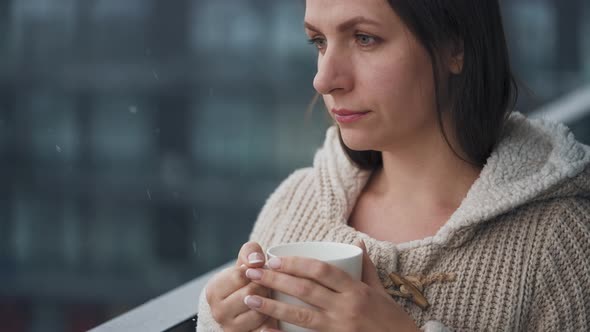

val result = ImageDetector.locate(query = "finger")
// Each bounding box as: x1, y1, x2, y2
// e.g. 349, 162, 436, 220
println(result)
222, 282, 271, 318
250, 318, 279, 332
237, 241, 267, 268
208, 265, 250, 302
263, 318, 280, 330
266, 256, 356, 293
245, 268, 334, 309
244, 295, 324, 331
230, 308, 269, 331
355, 239, 384, 289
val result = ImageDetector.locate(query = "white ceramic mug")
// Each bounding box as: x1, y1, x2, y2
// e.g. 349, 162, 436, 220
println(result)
266, 241, 363, 332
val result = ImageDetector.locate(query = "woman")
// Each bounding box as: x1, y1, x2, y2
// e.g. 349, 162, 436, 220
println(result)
198, 0, 590, 331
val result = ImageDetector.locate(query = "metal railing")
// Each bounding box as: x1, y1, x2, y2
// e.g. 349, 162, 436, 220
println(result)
88, 261, 233, 332
89, 83, 590, 332
529, 84, 590, 123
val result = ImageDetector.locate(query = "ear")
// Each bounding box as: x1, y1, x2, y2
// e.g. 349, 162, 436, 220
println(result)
447, 40, 464, 75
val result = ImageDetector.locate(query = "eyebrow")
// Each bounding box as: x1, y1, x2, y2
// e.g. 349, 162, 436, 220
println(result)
304, 16, 382, 33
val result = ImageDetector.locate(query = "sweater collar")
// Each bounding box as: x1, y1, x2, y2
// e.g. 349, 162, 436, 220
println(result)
312, 112, 590, 249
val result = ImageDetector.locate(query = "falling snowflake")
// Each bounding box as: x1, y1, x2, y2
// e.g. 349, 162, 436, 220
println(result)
129, 106, 138, 114
146, 189, 152, 200
152, 70, 159, 80
56, 145, 62, 153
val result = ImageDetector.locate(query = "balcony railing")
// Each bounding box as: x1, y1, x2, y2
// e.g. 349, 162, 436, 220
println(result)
88, 261, 233, 332
530, 84, 590, 124
89, 84, 590, 332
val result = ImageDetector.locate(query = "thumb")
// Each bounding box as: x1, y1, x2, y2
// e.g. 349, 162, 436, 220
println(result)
354, 239, 384, 289
237, 241, 266, 268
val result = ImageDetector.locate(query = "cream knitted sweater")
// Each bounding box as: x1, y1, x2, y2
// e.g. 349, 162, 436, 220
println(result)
197, 113, 590, 331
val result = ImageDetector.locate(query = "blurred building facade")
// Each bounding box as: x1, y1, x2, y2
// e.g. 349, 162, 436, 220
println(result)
0, 0, 588, 331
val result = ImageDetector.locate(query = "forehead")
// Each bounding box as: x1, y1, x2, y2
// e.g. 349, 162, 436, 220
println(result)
304, 0, 395, 28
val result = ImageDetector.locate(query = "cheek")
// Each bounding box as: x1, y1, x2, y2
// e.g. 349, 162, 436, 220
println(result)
361, 66, 415, 109
362, 55, 435, 115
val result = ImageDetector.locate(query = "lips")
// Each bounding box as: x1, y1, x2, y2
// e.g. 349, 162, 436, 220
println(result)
331, 109, 371, 124
332, 109, 368, 116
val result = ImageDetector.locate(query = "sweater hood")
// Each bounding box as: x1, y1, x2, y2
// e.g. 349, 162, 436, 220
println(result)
313, 112, 590, 249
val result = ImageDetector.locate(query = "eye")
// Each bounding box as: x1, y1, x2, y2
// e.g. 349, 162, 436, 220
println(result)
356, 34, 379, 47
307, 37, 327, 50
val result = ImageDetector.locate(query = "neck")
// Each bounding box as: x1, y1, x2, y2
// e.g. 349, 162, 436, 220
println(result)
369, 122, 482, 212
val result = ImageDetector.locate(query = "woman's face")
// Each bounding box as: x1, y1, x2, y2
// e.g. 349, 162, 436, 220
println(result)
305, 0, 440, 151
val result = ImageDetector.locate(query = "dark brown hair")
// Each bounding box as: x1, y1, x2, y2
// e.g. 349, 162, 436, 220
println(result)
338, 0, 518, 170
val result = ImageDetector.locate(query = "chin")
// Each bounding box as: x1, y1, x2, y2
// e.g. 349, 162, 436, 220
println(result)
338, 126, 377, 151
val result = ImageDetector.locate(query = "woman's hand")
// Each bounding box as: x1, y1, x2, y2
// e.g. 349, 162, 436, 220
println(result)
242, 240, 420, 332
205, 241, 278, 332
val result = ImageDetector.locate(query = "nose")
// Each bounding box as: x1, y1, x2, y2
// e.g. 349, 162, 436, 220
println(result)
312, 48, 353, 96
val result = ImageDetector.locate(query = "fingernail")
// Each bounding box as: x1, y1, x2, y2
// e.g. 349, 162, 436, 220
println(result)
248, 252, 264, 264
268, 257, 281, 269
244, 295, 262, 308
245, 268, 263, 280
